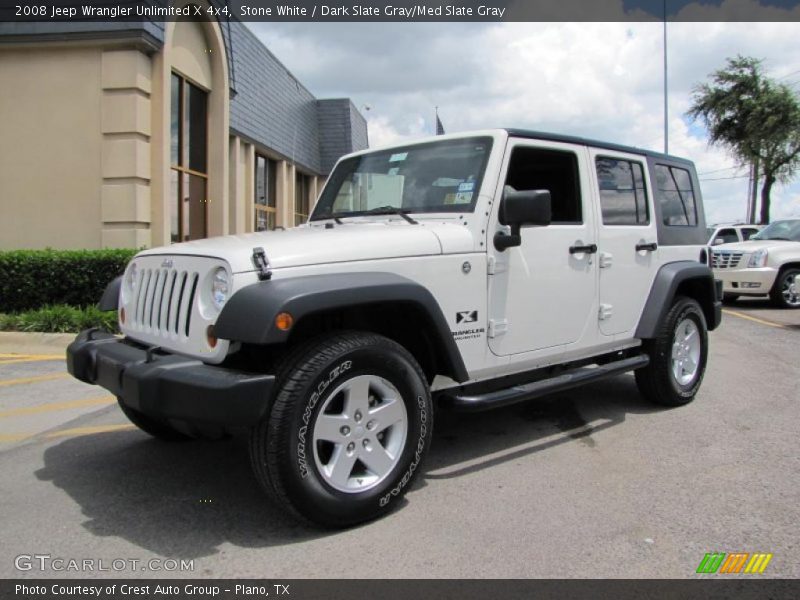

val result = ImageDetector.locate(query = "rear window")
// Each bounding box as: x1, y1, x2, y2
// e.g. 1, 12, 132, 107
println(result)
654, 165, 698, 227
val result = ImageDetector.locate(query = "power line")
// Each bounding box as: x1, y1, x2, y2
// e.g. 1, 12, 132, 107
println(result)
698, 165, 745, 176
776, 68, 800, 81
699, 174, 751, 182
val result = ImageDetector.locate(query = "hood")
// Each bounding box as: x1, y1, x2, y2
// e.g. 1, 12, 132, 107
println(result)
713, 239, 798, 253
136, 220, 476, 273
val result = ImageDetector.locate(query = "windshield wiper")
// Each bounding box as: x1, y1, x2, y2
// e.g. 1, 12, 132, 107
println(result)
362, 206, 418, 225
758, 236, 792, 241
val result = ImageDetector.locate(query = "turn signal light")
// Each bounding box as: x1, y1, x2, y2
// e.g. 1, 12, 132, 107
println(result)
275, 312, 294, 331
206, 325, 218, 348
119, 307, 126, 325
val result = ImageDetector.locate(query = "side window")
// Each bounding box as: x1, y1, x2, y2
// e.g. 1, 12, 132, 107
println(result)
742, 228, 759, 240
505, 147, 582, 223
595, 157, 649, 225
717, 228, 738, 244
654, 165, 698, 226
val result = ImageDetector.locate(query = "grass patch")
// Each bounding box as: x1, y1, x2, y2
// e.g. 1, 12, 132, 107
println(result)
0, 305, 118, 334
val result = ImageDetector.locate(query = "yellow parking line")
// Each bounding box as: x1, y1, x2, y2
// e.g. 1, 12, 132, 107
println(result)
0, 432, 30, 442
0, 373, 69, 387
45, 424, 135, 438
0, 395, 114, 418
0, 353, 63, 359
0, 356, 64, 365
722, 309, 788, 329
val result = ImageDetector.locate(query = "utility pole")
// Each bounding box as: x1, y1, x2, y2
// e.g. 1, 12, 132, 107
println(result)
663, 0, 668, 155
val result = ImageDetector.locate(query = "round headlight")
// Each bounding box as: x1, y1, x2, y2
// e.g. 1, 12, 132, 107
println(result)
123, 262, 138, 299
211, 267, 229, 310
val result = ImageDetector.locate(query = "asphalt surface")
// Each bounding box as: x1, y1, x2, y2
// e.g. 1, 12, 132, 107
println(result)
0, 298, 798, 579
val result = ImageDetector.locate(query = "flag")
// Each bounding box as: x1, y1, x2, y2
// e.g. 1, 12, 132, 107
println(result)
435, 111, 445, 135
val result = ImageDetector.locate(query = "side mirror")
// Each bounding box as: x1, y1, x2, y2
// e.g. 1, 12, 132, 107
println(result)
712, 237, 725, 246
494, 187, 552, 251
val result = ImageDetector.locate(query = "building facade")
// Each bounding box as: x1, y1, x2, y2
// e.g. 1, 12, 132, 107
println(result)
0, 14, 368, 249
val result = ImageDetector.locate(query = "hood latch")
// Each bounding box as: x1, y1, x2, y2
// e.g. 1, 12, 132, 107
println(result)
252, 247, 272, 281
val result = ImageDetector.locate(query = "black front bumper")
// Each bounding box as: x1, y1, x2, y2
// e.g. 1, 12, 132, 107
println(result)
66, 330, 275, 426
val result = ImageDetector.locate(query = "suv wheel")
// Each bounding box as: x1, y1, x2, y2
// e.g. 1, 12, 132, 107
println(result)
769, 268, 800, 309
117, 398, 191, 441
635, 296, 708, 407
250, 332, 433, 528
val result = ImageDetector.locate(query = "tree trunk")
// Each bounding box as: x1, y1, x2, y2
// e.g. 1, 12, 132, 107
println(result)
759, 174, 775, 225
749, 158, 759, 224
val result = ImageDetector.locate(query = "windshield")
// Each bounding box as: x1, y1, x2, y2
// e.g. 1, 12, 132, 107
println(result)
751, 220, 800, 242
311, 137, 493, 220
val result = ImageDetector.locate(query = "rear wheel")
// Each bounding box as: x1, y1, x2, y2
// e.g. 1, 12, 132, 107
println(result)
250, 331, 433, 528
769, 268, 800, 309
117, 398, 191, 441
636, 296, 708, 407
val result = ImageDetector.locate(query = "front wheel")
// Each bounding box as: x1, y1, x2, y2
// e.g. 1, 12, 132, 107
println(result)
250, 332, 433, 528
769, 268, 800, 309
636, 296, 709, 407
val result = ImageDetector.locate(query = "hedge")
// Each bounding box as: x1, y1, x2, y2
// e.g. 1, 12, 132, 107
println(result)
0, 249, 137, 312
0, 304, 119, 334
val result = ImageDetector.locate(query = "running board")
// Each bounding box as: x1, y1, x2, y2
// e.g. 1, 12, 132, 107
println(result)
443, 354, 650, 412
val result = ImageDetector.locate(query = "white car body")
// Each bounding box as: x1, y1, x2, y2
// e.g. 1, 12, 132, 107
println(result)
69, 129, 722, 526
712, 233, 800, 303
118, 130, 708, 388
707, 224, 761, 246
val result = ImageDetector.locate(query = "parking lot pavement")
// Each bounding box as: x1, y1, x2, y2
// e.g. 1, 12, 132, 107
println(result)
721, 296, 800, 329
0, 353, 125, 444
0, 305, 797, 579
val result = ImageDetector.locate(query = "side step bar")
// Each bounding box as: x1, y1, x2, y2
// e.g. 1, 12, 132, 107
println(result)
442, 354, 650, 412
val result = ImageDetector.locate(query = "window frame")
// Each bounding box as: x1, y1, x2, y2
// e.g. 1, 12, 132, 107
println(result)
170, 72, 209, 242
254, 153, 278, 231
295, 171, 311, 226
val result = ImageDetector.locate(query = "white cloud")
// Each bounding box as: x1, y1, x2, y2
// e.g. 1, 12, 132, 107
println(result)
248, 18, 800, 223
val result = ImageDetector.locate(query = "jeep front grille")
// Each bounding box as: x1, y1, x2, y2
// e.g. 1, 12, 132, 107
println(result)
712, 251, 743, 269
130, 268, 199, 337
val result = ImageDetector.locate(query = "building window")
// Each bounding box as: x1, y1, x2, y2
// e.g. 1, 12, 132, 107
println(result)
255, 154, 277, 231
170, 72, 208, 242
295, 171, 311, 225
654, 164, 698, 226
595, 157, 649, 226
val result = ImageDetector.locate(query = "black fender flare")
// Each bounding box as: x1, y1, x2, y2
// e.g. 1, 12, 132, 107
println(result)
215, 272, 469, 383
636, 261, 722, 338
98, 276, 122, 311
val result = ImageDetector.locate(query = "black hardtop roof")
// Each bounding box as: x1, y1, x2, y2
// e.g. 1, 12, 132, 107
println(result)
504, 129, 694, 166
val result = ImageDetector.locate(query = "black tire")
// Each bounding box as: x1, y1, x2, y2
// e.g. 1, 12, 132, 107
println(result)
769, 268, 800, 309
635, 296, 708, 407
722, 293, 739, 304
117, 398, 192, 441
250, 331, 433, 528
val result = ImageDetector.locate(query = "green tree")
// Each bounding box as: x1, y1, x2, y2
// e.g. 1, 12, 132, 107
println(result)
688, 56, 800, 224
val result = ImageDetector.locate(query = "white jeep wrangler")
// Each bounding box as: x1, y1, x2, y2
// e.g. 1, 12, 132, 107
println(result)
68, 129, 721, 527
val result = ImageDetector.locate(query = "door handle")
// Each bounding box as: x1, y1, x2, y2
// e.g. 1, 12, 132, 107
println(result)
569, 243, 598, 254
636, 242, 658, 252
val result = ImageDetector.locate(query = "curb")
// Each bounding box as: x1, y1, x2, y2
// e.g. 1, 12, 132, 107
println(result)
0, 331, 74, 356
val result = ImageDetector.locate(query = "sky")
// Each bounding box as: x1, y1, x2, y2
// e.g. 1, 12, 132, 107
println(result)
246, 16, 800, 225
